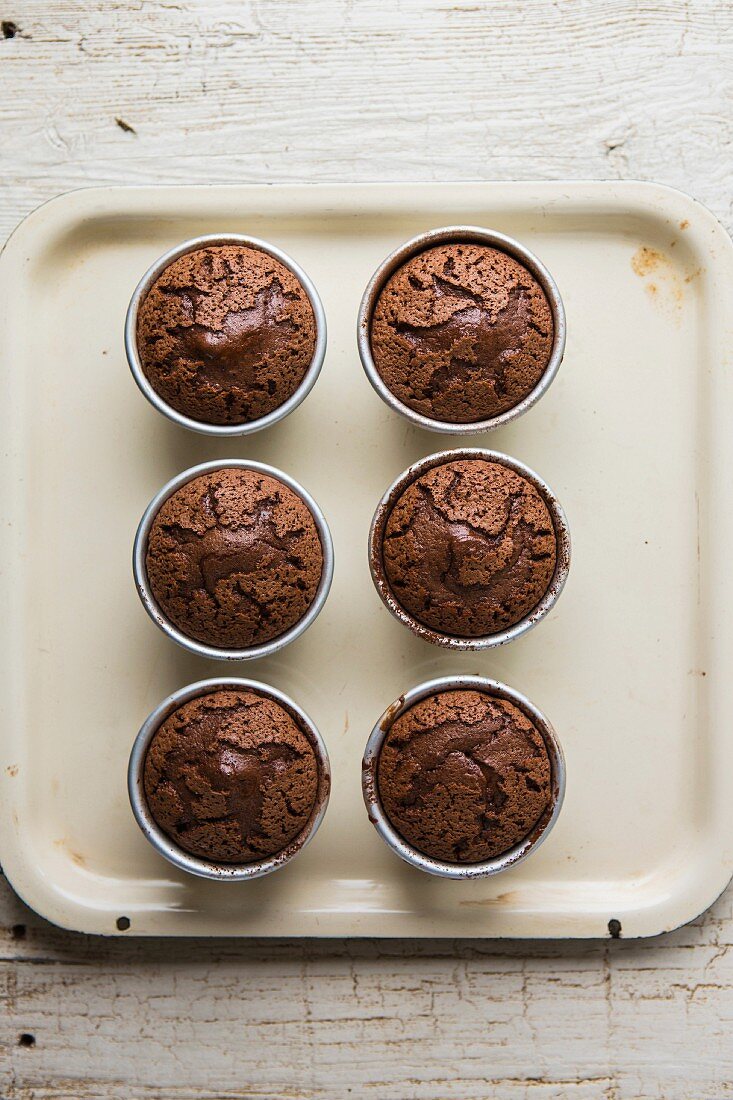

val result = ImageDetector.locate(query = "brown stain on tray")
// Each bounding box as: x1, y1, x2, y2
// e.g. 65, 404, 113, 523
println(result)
631, 245, 685, 317
460, 891, 516, 907
54, 838, 87, 868
631, 245, 664, 277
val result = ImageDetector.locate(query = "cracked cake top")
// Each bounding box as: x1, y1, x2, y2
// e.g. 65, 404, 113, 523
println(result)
380, 458, 557, 638
369, 242, 554, 423
144, 688, 320, 863
377, 688, 552, 863
145, 467, 324, 650
136, 244, 317, 425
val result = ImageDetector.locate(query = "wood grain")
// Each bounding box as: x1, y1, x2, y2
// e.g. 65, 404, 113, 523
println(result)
1, 1, 733, 1097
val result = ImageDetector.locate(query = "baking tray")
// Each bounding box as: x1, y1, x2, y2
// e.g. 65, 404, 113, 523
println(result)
1, 181, 731, 938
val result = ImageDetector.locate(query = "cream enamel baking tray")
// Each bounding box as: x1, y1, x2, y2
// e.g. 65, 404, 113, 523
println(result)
1, 182, 732, 938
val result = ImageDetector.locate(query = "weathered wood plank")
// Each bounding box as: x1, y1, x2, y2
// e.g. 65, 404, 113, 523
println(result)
0, 0, 732, 242
2, 878, 733, 1098
1, 0, 733, 1097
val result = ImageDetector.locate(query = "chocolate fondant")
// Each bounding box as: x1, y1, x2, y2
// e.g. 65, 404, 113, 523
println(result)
144, 689, 320, 863
377, 689, 552, 862
146, 467, 323, 649
137, 244, 316, 425
370, 242, 553, 423
381, 458, 556, 637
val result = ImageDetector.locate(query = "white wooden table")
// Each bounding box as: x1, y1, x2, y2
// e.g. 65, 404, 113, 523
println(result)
1, 2, 732, 1096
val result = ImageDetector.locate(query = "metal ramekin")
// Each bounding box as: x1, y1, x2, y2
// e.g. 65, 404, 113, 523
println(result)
129, 677, 331, 880
357, 225, 566, 434
125, 234, 327, 436
362, 675, 565, 879
133, 458, 334, 660
369, 448, 570, 650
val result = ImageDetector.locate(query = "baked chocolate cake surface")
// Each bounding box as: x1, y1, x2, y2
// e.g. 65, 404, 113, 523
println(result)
137, 244, 316, 425
370, 242, 553, 423
377, 689, 552, 862
381, 458, 556, 637
146, 467, 323, 649
144, 689, 320, 863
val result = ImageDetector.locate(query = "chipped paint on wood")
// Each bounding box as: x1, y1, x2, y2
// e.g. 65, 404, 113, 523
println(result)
1, 0, 733, 1096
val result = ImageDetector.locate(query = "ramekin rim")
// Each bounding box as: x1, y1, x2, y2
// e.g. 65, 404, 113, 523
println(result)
367, 448, 571, 650
125, 233, 327, 437
356, 224, 566, 435
128, 676, 331, 880
361, 674, 565, 878
133, 458, 334, 661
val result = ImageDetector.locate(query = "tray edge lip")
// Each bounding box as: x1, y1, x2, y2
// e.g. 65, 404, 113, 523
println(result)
2, 846, 730, 940
2, 177, 733, 260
